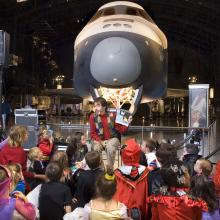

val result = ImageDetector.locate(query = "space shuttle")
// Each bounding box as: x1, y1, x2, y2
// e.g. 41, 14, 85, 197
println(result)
73, 1, 167, 113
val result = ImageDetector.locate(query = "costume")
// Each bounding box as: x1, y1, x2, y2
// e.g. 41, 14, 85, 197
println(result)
0, 165, 36, 220
114, 139, 149, 219
84, 201, 128, 220
147, 192, 207, 220
63, 202, 128, 220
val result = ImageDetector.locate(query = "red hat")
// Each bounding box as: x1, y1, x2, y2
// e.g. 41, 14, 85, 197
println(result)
121, 138, 141, 167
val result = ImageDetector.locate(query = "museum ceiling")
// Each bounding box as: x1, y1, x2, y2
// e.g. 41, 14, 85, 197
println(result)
0, 0, 219, 54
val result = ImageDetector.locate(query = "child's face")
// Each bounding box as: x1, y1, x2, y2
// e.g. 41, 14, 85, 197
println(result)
81, 135, 87, 145
141, 141, 150, 154
37, 149, 43, 160
194, 160, 202, 174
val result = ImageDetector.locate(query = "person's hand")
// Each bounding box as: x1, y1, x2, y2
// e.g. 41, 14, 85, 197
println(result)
13, 191, 28, 203
129, 103, 135, 114
127, 115, 133, 124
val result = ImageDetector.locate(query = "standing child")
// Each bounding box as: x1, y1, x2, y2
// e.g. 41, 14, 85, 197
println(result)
7, 163, 26, 194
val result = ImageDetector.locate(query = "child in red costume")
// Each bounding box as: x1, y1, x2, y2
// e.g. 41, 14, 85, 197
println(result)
147, 159, 209, 220
114, 138, 149, 219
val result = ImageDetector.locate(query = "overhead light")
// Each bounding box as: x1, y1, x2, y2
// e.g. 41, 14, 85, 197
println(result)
17, 0, 28, 3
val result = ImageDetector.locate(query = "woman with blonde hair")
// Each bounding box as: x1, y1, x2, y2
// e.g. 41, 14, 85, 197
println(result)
0, 125, 29, 176
0, 125, 44, 191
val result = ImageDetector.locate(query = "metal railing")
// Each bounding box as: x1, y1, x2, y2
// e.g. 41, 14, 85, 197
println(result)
47, 119, 217, 158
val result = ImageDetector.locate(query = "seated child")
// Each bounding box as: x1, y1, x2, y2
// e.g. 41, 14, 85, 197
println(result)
66, 132, 88, 168
190, 174, 217, 220
194, 158, 213, 177
7, 163, 26, 194
38, 129, 55, 166
64, 169, 128, 220
148, 143, 177, 195
39, 162, 72, 220
182, 143, 201, 176
0, 165, 36, 220
27, 147, 46, 189
148, 159, 209, 220
73, 151, 103, 208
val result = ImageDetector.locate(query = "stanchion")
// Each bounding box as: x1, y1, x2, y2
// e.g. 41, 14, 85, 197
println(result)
141, 116, 145, 144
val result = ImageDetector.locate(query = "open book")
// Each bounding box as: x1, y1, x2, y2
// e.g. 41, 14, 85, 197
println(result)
115, 109, 132, 127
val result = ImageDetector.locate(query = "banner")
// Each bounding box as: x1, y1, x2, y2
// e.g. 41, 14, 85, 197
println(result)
189, 84, 209, 128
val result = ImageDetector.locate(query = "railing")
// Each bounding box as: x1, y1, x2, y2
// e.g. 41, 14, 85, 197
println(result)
47, 119, 217, 158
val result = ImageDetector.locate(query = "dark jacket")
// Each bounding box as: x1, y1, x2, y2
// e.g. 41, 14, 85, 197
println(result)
182, 154, 202, 177
148, 168, 165, 195
74, 168, 103, 207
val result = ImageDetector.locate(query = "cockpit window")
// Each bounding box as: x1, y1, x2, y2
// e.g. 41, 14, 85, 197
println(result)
103, 8, 115, 16
88, 5, 154, 24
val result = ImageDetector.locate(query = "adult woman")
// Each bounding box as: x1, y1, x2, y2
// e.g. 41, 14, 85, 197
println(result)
0, 125, 29, 176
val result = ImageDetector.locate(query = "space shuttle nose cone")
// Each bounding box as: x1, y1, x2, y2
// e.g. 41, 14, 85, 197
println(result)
90, 37, 141, 86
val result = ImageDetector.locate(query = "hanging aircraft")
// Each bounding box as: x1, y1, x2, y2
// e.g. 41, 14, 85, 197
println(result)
73, 1, 167, 113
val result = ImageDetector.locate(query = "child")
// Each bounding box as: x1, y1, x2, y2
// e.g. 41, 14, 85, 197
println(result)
115, 138, 149, 219
7, 163, 26, 194
148, 159, 209, 220
194, 158, 213, 177
73, 151, 103, 208
141, 138, 160, 170
66, 132, 88, 167
0, 165, 36, 220
182, 143, 201, 176
38, 162, 72, 220
64, 169, 128, 220
148, 143, 177, 195
38, 129, 55, 166
27, 147, 46, 189
190, 175, 218, 220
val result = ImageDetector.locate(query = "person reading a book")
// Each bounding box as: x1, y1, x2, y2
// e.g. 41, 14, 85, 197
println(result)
89, 97, 130, 170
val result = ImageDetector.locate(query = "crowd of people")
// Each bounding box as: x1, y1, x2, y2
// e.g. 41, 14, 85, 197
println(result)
0, 97, 220, 220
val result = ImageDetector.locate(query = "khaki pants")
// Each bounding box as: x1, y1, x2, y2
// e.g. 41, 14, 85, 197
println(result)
92, 137, 120, 170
